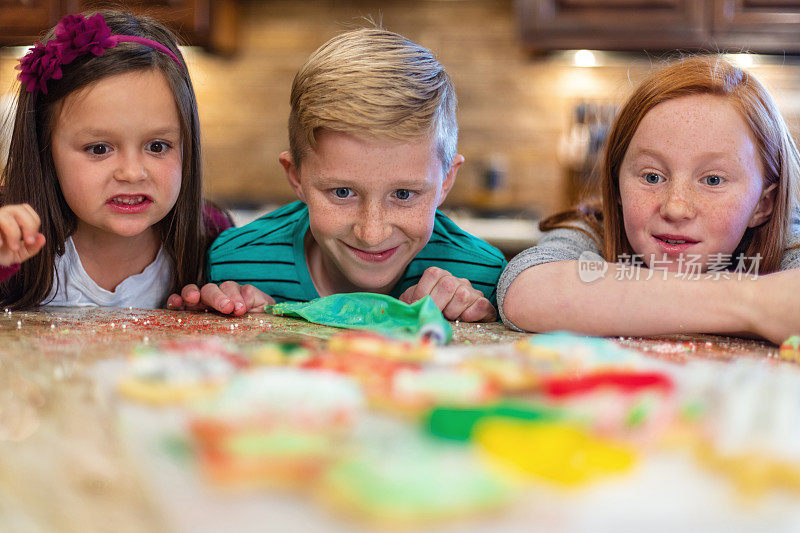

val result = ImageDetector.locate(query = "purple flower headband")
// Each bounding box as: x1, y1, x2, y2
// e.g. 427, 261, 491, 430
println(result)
16, 13, 183, 94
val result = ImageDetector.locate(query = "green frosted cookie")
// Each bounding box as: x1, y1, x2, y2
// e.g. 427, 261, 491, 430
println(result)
317, 437, 513, 524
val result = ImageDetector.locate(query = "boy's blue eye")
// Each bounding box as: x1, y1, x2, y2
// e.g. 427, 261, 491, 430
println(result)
394, 189, 411, 200
644, 173, 663, 184
704, 175, 723, 186
334, 187, 351, 198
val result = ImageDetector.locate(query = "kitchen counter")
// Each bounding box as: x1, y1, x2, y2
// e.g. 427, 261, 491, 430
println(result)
0, 307, 787, 532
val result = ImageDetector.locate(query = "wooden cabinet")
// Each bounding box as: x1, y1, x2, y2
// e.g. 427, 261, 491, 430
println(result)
0, 0, 63, 44
517, 0, 708, 51
517, 0, 800, 53
0, 0, 238, 54
712, 0, 800, 53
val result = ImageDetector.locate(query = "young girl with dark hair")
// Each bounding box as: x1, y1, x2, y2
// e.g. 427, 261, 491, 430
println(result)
0, 10, 230, 309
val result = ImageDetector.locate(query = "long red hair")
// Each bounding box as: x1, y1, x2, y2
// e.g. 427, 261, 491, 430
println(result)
542, 55, 800, 273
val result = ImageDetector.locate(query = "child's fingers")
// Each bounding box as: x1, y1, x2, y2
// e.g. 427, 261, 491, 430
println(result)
411, 267, 448, 302
14, 205, 42, 245
166, 294, 185, 310
427, 273, 465, 311
459, 298, 497, 323
21, 203, 41, 226
200, 283, 236, 314
441, 284, 481, 320
19, 233, 45, 261
0, 215, 23, 251
398, 285, 418, 304
180, 284, 202, 305
219, 281, 247, 315
240, 284, 274, 312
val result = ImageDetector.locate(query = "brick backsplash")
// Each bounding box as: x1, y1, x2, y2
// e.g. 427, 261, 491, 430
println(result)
3, 0, 800, 219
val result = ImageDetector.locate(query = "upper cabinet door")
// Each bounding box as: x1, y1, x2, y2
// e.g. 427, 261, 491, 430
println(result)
0, 0, 238, 53
72, 0, 211, 47
712, 0, 800, 52
0, 0, 62, 45
517, 0, 709, 51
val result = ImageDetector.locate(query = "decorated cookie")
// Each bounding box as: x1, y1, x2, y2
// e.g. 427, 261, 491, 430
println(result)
515, 331, 644, 375
458, 353, 543, 393
117, 337, 245, 405
686, 359, 800, 496
779, 335, 800, 362
474, 419, 637, 486
326, 331, 434, 363
425, 401, 563, 442
189, 367, 364, 487
192, 367, 364, 428
247, 341, 315, 366
383, 367, 498, 415
539, 370, 676, 443
317, 436, 513, 525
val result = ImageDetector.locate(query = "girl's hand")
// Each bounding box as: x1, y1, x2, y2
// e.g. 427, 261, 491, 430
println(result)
166, 281, 275, 315
0, 204, 46, 267
399, 266, 497, 322
745, 270, 800, 344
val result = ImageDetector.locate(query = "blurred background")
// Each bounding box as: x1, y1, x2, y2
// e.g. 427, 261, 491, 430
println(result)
3, 0, 800, 255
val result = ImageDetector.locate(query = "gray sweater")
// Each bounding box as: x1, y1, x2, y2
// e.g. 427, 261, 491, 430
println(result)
497, 220, 800, 331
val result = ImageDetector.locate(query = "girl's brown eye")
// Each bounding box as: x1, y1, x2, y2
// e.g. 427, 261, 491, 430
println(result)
88, 144, 108, 156
148, 141, 167, 153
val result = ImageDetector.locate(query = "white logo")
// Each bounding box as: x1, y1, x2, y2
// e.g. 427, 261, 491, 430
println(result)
578, 251, 607, 282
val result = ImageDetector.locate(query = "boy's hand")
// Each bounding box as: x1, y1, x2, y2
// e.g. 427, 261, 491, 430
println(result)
166, 281, 275, 315
399, 266, 497, 323
0, 204, 46, 267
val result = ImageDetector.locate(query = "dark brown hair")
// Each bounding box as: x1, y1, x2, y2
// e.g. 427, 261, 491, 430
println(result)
542, 55, 800, 273
1, 10, 206, 308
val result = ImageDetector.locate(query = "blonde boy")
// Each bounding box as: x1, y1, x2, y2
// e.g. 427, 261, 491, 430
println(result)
170, 28, 507, 321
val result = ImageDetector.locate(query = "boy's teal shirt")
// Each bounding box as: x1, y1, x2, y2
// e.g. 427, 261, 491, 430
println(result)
206, 201, 507, 306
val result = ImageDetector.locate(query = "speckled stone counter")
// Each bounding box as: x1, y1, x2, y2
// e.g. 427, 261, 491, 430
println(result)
0, 307, 782, 532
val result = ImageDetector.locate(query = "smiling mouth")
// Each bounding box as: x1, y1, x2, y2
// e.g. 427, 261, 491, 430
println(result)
346, 243, 399, 262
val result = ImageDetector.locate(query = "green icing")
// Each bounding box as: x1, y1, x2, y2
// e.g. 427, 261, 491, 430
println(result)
425, 402, 563, 441
324, 450, 511, 517
784, 335, 800, 349
625, 401, 650, 428
268, 293, 452, 344
161, 434, 193, 461
680, 400, 706, 421
224, 429, 330, 457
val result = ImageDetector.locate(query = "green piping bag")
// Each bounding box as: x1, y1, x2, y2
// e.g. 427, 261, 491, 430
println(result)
267, 293, 452, 344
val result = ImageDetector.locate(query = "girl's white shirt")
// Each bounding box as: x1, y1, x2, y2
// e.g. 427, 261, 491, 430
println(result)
44, 236, 173, 309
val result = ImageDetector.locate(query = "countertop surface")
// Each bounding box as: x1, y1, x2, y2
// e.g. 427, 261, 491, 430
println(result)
0, 307, 789, 532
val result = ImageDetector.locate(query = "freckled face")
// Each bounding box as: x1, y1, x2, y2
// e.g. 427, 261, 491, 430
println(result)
285, 130, 459, 295
619, 94, 772, 271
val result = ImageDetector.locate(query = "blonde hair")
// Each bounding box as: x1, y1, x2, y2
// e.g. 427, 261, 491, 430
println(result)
542, 55, 800, 274
288, 27, 457, 173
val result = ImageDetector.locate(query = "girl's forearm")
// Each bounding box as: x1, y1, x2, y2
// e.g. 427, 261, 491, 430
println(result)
503, 261, 755, 337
